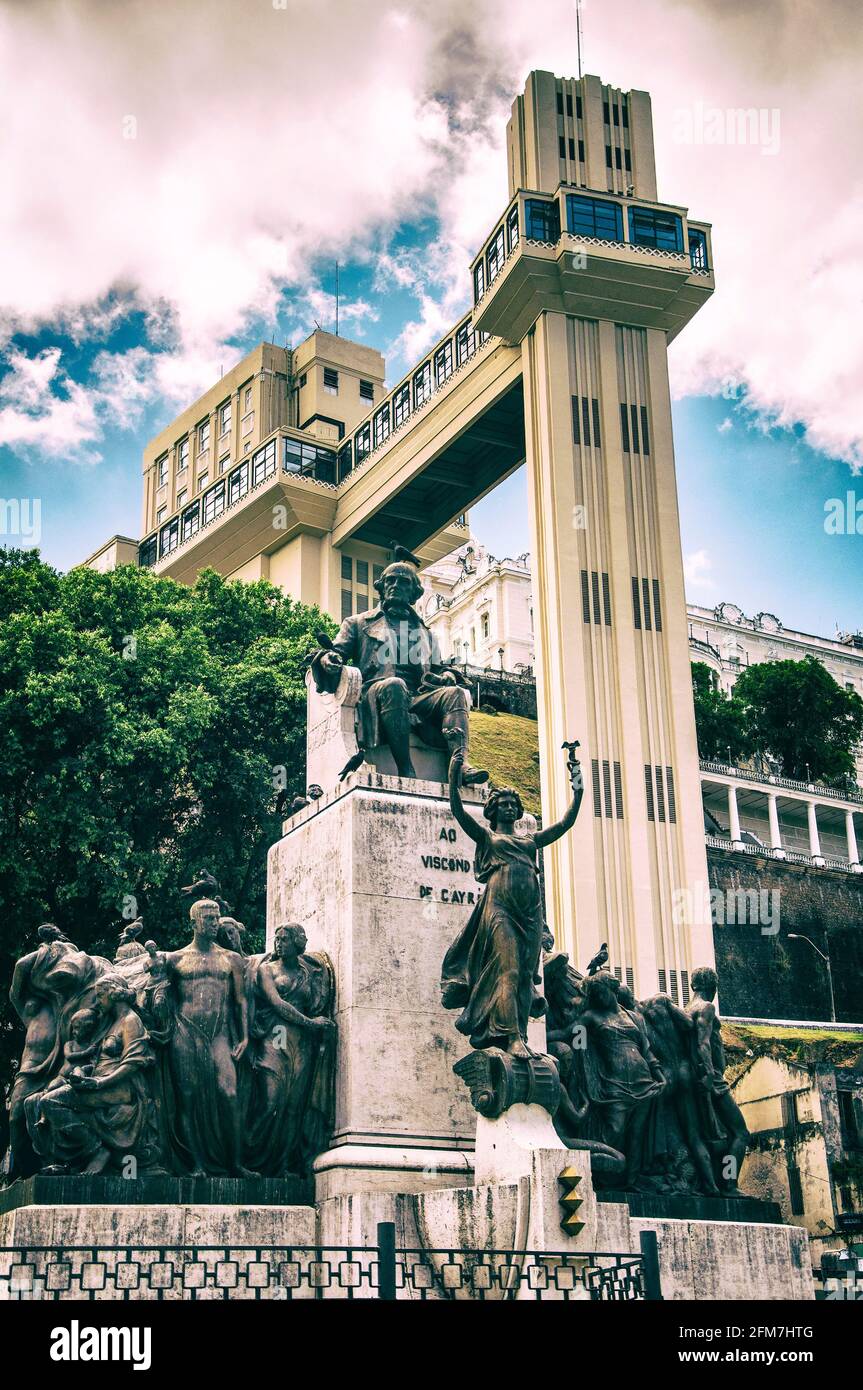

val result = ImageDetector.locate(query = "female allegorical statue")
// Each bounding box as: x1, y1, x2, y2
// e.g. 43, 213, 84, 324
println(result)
441, 745, 582, 1057
24, 973, 160, 1175
245, 924, 336, 1176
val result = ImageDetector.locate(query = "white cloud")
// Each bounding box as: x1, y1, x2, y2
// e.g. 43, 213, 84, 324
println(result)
0, 0, 860, 471
684, 548, 716, 595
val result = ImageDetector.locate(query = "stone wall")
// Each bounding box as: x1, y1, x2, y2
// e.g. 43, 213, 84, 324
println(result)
709, 847, 863, 1022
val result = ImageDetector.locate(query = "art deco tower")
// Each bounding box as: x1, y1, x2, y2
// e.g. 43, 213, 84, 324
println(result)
473, 71, 715, 997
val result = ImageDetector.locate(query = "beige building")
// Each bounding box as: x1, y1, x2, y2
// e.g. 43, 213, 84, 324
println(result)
85, 68, 716, 997
733, 1048, 863, 1270
421, 541, 534, 673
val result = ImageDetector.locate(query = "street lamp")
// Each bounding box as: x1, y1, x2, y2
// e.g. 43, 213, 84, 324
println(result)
787, 934, 836, 1023
498, 646, 505, 685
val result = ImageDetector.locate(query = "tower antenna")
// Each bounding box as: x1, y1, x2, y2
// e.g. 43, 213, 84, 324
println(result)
575, 0, 583, 80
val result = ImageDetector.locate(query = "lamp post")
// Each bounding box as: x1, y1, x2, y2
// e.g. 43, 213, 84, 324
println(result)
788, 933, 836, 1023
498, 646, 505, 687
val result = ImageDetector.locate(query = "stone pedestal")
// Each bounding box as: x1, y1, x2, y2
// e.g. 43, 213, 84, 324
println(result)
267, 770, 483, 1197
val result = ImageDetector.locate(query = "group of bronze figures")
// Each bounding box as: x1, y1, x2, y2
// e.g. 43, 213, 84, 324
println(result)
5, 548, 745, 1198
443, 744, 748, 1198
6, 895, 335, 1181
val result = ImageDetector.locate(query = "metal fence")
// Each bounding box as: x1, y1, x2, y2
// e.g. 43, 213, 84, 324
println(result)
0, 1224, 656, 1302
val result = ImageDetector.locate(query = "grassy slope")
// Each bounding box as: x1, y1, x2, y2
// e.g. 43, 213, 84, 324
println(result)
468, 710, 541, 813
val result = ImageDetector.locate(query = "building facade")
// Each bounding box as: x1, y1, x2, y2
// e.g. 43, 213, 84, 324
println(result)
421, 541, 534, 673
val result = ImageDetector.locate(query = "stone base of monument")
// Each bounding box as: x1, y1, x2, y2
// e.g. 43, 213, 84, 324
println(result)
596, 1188, 783, 1224
317, 1104, 815, 1301
268, 769, 484, 1199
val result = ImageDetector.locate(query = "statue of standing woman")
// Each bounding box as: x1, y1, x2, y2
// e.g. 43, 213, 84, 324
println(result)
441, 745, 582, 1057
245, 924, 336, 1176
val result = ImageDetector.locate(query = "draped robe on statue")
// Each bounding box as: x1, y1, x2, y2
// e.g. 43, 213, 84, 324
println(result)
441, 830, 546, 1049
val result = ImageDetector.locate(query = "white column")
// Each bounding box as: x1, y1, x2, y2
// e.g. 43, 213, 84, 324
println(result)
807, 801, 824, 865
846, 809, 862, 872
727, 783, 743, 850
767, 792, 785, 858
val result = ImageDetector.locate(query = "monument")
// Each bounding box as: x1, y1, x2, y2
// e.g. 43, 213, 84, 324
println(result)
0, 66, 818, 1304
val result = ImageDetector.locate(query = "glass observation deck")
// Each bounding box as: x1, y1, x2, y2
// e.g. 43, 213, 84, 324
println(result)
469, 185, 713, 343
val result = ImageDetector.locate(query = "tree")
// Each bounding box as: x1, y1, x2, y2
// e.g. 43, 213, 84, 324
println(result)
732, 655, 863, 785
691, 662, 752, 764
0, 549, 334, 1131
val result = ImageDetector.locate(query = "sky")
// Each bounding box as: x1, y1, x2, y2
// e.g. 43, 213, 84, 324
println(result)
0, 0, 861, 639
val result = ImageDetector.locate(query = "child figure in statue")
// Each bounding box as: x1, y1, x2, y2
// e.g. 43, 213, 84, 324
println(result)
442, 745, 582, 1057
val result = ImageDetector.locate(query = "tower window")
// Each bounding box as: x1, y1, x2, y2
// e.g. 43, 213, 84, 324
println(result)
359, 379, 374, 401
628, 206, 684, 253
524, 198, 560, 242
323, 367, 339, 395
373, 404, 390, 448
413, 361, 432, 409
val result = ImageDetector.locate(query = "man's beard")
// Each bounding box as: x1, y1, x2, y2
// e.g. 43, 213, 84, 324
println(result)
381, 596, 413, 617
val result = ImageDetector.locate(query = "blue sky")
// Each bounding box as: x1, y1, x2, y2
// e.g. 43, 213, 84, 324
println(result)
1, 0, 861, 640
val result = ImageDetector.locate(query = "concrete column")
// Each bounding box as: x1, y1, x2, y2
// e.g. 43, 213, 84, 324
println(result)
727, 784, 743, 850
807, 802, 824, 865
846, 810, 861, 871
767, 792, 786, 859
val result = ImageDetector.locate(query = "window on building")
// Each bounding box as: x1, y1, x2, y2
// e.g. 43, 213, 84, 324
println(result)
559, 135, 567, 159
176, 488, 187, 508
434, 340, 454, 388
486, 225, 507, 285
156, 505, 166, 523
566, 194, 624, 242
341, 590, 353, 620
338, 441, 353, 482
298, 371, 307, 388
359, 379, 374, 402
481, 612, 490, 641
571, 395, 601, 448
688, 226, 709, 272
244, 385, 253, 411
413, 361, 432, 409
202, 480, 225, 524
524, 198, 560, 242
373, 404, 390, 448
159, 516, 179, 558
219, 400, 232, 436
323, 367, 339, 395
356, 559, 368, 587
157, 454, 169, 486
456, 322, 477, 367
181, 501, 200, 542
506, 203, 519, 251
282, 436, 337, 484
176, 438, 188, 471
139, 535, 157, 568
355, 422, 371, 463
198, 419, 210, 454
392, 383, 411, 429
227, 461, 249, 506
251, 439, 277, 487
219, 453, 230, 474
198, 470, 209, 491
838, 1088, 863, 1150
628, 206, 684, 253
473, 258, 485, 304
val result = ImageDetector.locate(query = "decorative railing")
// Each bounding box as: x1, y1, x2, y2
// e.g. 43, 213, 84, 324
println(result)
704, 834, 857, 873
699, 760, 863, 806
0, 1227, 652, 1302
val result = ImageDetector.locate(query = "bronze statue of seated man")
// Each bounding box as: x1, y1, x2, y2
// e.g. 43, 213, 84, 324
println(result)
309, 547, 488, 785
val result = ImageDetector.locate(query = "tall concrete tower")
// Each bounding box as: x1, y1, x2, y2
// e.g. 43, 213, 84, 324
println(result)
477, 71, 715, 998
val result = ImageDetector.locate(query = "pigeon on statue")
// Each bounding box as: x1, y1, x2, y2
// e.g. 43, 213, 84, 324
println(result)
586, 942, 609, 976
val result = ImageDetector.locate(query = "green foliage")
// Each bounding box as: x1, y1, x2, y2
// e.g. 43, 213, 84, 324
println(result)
468, 710, 541, 814
732, 655, 863, 785
691, 662, 752, 764
0, 548, 334, 1121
